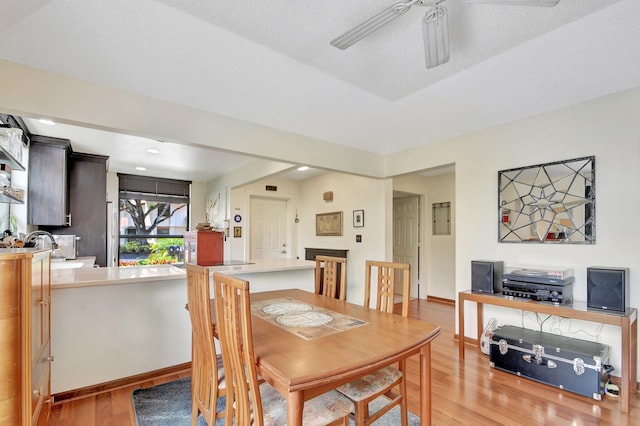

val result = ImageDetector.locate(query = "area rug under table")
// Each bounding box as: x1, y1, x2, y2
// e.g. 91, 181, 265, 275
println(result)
132, 377, 420, 425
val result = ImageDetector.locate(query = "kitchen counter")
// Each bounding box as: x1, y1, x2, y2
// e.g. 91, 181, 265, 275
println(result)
50, 257, 317, 394
50, 256, 96, 270
51, 258, 315, 289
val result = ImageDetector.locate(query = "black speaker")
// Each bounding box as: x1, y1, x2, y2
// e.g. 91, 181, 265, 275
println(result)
587, 267, 630, 313
471, 260, 504, 294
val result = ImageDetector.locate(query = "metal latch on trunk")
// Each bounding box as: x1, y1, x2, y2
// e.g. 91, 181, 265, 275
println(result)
533, 344, 544, 362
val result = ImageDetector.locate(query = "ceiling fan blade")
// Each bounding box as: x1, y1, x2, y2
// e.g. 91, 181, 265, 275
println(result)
330, 1, 415, 50
465, 0, 560, 6
423, 5, 449, 69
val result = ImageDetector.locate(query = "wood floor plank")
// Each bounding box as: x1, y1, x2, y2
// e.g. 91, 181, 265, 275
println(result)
94, 393, 113, 426
50, 298, 637, 425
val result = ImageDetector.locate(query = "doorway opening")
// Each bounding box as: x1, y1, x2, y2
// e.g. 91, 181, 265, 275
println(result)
393, 194, 421, 300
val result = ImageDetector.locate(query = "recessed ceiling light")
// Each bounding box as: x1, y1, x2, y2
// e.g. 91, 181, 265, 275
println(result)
297, 166, 309, 171
146, 148, 160, 154
38, 119, 56, 125
136, 166, 147, 171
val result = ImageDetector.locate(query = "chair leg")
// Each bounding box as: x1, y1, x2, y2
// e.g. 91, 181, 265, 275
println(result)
190, 366, 198, 426
353, 400, 368, 425
190, 403, 198, 426
399, 360, 408, 426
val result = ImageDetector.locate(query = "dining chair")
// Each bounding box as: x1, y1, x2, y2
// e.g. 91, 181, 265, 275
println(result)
363, 260, 411, 317
314, 255, 347, 301
337, 260, 411, 426
213, 272, 354, 426
186, 263, 226, 426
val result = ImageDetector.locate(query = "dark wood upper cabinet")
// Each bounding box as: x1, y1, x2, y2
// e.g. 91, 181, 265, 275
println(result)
28, 136, 109, 266
39, 152, 109, 266
62, 152, 109, 266
28, 135, 71, 226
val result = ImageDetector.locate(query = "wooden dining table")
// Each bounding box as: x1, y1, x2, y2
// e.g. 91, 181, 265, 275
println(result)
212, 288, 441, 425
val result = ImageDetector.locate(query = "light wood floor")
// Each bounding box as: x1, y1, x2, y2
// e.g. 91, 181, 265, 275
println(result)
50, 299, 638, 425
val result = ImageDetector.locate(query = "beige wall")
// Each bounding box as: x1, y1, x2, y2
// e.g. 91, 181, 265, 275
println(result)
387, 87, 640, 375
0, 60, 385, 179
227, 172, 390, 304
390, 171, 456, 301
424, 172, 456, 300
297, 173, 389, 304
189, 181, 207, 228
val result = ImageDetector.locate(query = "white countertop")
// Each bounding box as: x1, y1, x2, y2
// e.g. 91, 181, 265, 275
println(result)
51, 258, 315, 289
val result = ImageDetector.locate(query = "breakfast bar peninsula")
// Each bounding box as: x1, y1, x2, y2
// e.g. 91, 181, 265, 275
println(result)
50, 259, 315, 396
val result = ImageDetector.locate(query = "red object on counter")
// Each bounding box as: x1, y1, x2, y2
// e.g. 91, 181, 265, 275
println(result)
184, 230, 223, 266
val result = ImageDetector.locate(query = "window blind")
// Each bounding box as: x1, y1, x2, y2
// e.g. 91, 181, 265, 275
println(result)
118, 173, 191, 197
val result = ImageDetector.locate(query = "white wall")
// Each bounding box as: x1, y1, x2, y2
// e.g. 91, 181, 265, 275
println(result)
0, 60, 385, 179
297, 173, 389, 304
106, 171, 118, 204
388, 87, 640, 375
50, 267, 314, 394
228, 171, 455, 305
222, 172, 392, 304
229, 176, 301, 261
51, 279, 192, 393
392, 171, 457, 301
425, 172, 456, 300
189, 181, 207, 227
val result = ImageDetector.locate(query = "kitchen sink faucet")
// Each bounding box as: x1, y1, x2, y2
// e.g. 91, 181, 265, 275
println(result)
25, 230, 65, 260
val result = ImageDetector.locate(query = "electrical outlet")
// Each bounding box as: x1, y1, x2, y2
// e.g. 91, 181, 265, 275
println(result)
356, 235, 362, 243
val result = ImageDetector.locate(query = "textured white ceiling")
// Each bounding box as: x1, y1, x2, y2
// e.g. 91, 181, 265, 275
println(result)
0, 0, 639, 181
154, 0, 619, 100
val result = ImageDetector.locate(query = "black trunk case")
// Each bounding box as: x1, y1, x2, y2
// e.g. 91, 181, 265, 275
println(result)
489, 325, 609, 400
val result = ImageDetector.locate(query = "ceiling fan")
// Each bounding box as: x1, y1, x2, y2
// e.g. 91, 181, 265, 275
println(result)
330, 0, 561, 69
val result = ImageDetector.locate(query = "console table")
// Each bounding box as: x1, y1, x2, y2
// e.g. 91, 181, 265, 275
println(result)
458, 291, 638, 413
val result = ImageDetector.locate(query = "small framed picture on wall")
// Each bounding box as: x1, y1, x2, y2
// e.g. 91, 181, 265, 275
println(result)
353, 210, 364, 228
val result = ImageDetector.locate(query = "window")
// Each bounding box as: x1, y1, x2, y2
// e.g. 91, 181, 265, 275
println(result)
118, 174, 191, 266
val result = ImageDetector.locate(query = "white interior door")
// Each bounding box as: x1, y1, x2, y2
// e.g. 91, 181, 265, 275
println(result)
393, 196, 420, 298
250, 197, 288, 259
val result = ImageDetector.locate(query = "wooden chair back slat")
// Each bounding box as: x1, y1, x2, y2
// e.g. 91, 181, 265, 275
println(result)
363, 260, 411, 317
314, 255, 347, 301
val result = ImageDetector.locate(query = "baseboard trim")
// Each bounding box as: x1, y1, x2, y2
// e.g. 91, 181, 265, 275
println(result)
453, 333, 478, 347
52, 362, 191, 404
427, 295, 455, 306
